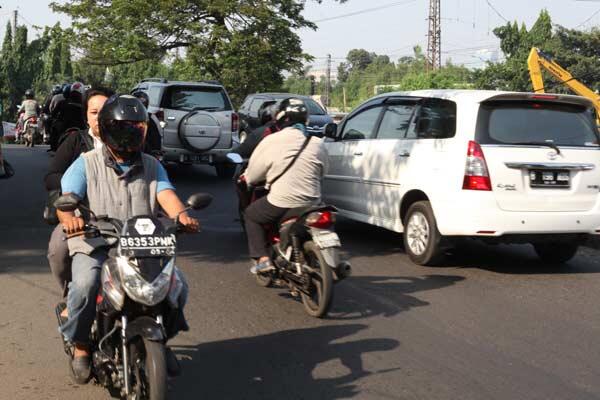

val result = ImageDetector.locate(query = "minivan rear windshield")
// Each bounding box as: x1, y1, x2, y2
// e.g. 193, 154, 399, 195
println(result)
476, 100, 600, 147
161, 86, 232, 111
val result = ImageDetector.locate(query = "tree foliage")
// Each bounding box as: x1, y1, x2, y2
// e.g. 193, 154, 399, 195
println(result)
50, 0, 344, 104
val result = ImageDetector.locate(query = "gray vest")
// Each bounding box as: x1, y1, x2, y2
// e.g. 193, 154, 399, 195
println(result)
68, 149, 159, 255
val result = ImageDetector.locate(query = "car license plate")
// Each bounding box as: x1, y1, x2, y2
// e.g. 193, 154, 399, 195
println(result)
312, 230, 341, 248
182, 154, 211, 163
529, 169, 570, 189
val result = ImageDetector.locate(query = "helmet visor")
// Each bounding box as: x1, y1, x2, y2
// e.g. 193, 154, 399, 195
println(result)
102, 120, 147, 152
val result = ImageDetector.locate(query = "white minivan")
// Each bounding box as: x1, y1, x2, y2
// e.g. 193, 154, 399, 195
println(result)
322, 90, 600, 265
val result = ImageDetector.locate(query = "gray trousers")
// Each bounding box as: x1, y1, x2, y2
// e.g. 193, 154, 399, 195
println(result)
47, 224, 71, 295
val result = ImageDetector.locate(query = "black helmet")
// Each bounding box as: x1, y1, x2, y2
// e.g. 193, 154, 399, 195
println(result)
52, 85, 62, 95
258, 100, 276, 125
25, 89, 34, 99
99, 94, 148, 160
275, 98, 308, 128
132, 91, 150, 109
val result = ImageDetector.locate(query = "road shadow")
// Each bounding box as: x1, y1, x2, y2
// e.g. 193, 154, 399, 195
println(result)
172, 324, 400, 400
329, 274, 464, 320
444, 241, 600, 275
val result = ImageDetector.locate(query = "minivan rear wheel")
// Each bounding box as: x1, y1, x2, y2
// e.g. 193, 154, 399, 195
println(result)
403, 201, 444, 266
533, 242, 578, 264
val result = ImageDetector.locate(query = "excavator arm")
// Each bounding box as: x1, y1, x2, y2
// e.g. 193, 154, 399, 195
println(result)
528, 47, 600, 123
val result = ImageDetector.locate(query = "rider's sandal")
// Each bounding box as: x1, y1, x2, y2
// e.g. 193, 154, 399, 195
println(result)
250, 260, 275, 274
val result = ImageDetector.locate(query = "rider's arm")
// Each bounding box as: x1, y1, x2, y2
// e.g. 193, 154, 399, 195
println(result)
244, 135, 274, 185
155, 163, 199, 232
57, 156, 87, 234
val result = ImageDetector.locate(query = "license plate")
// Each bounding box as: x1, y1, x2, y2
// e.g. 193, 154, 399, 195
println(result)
182, 154, 211, 163
312, 230, 341, 248
529, 169, 570, 189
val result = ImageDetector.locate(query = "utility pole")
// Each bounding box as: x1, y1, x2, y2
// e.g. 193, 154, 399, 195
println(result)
325, 54, 331, 108
11, 9, 17, 39
426, 0, 441, 71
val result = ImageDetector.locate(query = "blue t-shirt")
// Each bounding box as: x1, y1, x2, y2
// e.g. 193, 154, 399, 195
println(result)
61, 155, 175, 199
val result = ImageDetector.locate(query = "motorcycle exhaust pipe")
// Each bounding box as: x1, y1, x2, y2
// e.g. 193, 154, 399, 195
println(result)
334, 261, 352, 282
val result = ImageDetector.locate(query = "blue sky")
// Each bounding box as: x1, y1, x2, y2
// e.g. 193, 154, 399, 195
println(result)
1, 0, 599, 75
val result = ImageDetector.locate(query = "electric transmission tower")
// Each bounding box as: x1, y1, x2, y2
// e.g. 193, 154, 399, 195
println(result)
426, 0, 441, 71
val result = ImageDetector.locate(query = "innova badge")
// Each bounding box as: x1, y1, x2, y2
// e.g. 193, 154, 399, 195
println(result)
547, 151, 558, 160
134, 218, 156, 235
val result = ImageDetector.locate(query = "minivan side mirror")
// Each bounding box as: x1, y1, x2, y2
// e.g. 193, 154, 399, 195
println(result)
186, 193, 213, 210
54, 193, 82, 212
323, 123, 338, 140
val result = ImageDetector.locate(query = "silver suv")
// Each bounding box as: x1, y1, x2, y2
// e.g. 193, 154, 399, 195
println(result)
131, 78, 239, 178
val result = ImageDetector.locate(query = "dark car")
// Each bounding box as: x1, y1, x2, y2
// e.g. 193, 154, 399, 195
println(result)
238, 93, 333, 142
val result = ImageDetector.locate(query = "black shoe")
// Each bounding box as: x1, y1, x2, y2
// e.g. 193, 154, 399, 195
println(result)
70, 355, 91, 384
165, 347, 181, 377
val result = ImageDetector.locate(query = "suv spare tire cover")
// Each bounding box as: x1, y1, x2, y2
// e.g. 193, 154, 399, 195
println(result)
178, 111, 222, 152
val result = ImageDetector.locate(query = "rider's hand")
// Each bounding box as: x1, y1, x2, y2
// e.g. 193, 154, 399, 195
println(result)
178, 213, 200, 233
62, 216, 85, 237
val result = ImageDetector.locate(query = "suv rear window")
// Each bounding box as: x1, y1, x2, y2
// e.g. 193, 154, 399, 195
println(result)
305, 99, 326, 115
477, 101, 600, 147
161, 86, 232, 111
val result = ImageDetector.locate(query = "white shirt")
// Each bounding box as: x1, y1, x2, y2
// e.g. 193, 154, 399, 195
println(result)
88, 129, 103, 150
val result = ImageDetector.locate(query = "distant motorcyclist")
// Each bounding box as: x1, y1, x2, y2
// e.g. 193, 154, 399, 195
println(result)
132, 90, 162, 156
16, 89, 39, 143
235, 101, 281, 159
51, 82, 86, 150
242, 98, 329, 274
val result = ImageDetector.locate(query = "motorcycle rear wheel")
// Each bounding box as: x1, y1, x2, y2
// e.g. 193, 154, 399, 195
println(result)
129, 339, 167, 400
300, 241, 333, 318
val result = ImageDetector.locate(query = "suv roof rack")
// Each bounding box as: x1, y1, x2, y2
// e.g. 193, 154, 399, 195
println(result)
198, 80, 222, 85
142, 78, 168, 83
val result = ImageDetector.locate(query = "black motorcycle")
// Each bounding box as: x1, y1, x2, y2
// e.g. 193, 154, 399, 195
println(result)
230, 153, 351, 318
54, 192, 212, 400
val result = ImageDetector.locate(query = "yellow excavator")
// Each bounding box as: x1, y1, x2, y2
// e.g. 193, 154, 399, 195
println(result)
528, 47, 600, 124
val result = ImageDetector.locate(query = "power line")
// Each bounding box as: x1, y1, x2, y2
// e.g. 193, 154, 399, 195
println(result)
485, 0, 509, 23
575, 7, 600, 28
313, 0, 421, 23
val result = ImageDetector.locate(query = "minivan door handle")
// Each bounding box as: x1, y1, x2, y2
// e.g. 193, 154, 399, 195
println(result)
398, 151, 410, 157
354, 152, 363, 156
167, 116, 176, 121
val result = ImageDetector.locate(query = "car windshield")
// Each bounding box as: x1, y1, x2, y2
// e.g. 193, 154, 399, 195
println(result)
162, 86, 232, 111
476, 100, 600, 147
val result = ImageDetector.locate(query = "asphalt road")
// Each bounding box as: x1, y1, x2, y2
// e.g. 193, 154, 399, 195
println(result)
1, 144, 600, 400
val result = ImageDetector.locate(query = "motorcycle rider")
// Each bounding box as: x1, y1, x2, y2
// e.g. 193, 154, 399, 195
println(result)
242, 98, 329, 273
42, 85, 63, 146
45, 86, 115, 292
57, 94, 197, 383
132, 90, 162, 155
51, 82, 86, 149
17, 89, 39, 143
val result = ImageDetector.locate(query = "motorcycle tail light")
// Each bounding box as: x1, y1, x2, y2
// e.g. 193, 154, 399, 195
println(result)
305, 211, 335, 229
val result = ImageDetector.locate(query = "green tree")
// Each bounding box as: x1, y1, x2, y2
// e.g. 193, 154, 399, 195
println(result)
51, 0, 344, 105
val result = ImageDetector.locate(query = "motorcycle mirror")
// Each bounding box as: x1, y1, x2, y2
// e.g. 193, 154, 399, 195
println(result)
323, 122, 338, 139
186, 193, 213, 210
54, 193, 82, 212
225, 153, 243, 164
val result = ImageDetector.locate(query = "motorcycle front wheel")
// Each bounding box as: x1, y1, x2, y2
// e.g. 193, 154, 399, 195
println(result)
129, 338, 168, 400
301, 241, 333, 318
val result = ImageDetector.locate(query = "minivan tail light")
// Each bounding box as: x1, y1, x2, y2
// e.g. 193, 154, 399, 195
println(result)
463, 140, 492, 191
232, 112, 239, 133
305, 211, 335, 229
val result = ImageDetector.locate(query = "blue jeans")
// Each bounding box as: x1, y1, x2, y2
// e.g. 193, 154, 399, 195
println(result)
60, 250, 106, 344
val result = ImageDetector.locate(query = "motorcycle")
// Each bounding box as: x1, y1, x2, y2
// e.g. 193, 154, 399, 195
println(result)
230, 153, 351, 318
23, 115, 41, 147
54, 192, 212, 399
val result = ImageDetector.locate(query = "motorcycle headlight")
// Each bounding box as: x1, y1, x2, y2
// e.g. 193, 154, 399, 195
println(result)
101, 260, 125, 310
118, 256, 174, 306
